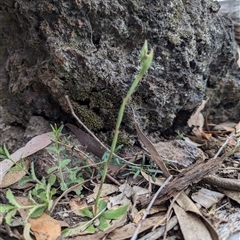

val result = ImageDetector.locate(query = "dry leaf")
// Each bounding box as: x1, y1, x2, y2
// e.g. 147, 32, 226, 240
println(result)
176, 192, 219, 240
221, 189, 240, 204
191, 188, 224, 209
0, 132, 53, 184
188, 99, 208, 130
69, 198, 88, 215
107, 216, 161, 240
87, 183, 118, 203
135, 122, 170, 177
141, 171, 166, 186
173, 203, 212, 240
0, 158, 30, 188
184, 136, 206, 146
133, 208, 165, 223
28, 213, 61, 240
66, 123, 107, 158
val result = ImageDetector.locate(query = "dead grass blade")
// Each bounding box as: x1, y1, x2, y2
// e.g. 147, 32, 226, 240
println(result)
135, 122, 170, 178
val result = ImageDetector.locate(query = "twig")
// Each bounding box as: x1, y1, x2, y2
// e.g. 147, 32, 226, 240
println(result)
163, 192, 180, 240
130, 175, 173, 240
202, 175, 240, 191
213, 136, 231, 159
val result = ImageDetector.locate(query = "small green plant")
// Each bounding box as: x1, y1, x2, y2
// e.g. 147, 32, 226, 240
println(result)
176, 130, 185, 139
94, 40, 153, 215
62, 199, 128, 236
47, 124, 70, 191
0, 165, 56, 224
0, 144, 28, 173
47, 124, 84, 193
122, 155, 162, 181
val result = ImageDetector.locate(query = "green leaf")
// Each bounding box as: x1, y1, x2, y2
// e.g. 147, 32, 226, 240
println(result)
101, 151, 110, 161
19, 176, 35, 186
98, 199, 107, 213
151, 175, 156, 182
61, 221, 94, 236
59, 159, 71, 168
47, 166, 58, 174
102, 205, 128, 220
140, 40, 148, 64
29, 205, 46, 218
50, 188, 57, 198
39, 191, 47, 201
48, 174, 56, 186
46, 146, 59, 153
0, 204, 16, 212
78, 207, 93, 218
6, 189, 21, 208
98, 216, 110, 231
47, 199, 53, 211
133, 169, 140, 179
8, 165, 23, 171
60, 181, 68, 191
85, 224, 95, 234
3, 144, 12, 159
141, 49, 153, 73
5, 208, 17, 225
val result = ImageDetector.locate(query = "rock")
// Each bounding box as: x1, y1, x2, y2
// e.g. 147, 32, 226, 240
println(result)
0, 0, 239, 142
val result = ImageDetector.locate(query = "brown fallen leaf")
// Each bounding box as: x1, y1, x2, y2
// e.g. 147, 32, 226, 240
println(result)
188, 99, 208, 130
15, 197, 61, 240
0, 132, 53, 184
66, 123, 107, 158
173, 203, 212, 240
176, 192, 219, 240
107, 216, 162, 240
135, 122, 170, 178
28, 213, 61, 240
87, 183, 119, 203
221, 189, 240, 205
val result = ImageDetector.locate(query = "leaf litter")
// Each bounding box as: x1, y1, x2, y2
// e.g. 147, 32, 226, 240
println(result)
1, 100, 240, 239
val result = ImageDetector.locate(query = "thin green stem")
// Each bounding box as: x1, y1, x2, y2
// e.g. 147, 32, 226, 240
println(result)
94, 41, 153, 216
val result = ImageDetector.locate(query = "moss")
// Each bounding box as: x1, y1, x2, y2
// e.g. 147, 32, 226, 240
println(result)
107, 131, 131, 146
117, 131, 131, 146
74, 104, 104, 131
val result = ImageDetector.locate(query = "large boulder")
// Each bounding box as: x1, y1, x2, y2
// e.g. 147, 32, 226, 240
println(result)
0, 0, 239, 143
